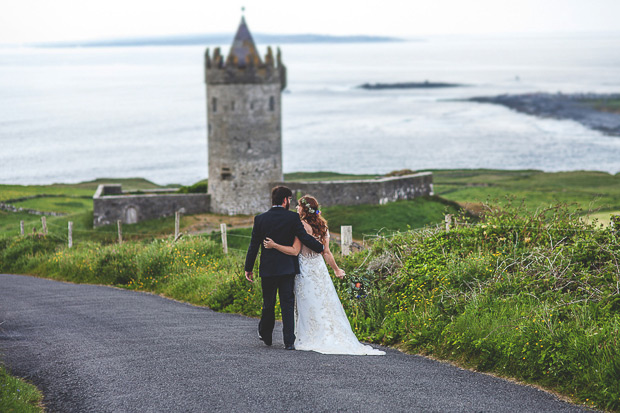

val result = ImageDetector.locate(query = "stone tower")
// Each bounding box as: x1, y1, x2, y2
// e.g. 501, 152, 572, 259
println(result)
204, 17, 287, 215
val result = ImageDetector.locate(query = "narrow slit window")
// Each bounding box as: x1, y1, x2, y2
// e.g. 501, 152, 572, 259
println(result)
269, 96, 275, 111
212, 97, 217, 113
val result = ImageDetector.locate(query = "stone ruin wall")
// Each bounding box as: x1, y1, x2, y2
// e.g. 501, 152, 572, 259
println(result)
276, 172, 434, 208
93, 185, 210, 228
92, 173, 433, 227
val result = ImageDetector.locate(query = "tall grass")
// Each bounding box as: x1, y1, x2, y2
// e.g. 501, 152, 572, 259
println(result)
334, 205, 620, 411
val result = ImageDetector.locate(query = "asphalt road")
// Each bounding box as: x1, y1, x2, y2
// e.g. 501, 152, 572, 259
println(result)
1, 274, 588, 412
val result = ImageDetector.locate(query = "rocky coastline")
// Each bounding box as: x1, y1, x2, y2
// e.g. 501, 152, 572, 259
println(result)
468, 93, 620, 137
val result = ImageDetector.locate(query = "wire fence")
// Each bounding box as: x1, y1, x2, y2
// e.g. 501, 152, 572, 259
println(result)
11, 212, 619, 257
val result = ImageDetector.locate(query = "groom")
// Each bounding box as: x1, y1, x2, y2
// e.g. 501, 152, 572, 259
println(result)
245, 186, 324, 350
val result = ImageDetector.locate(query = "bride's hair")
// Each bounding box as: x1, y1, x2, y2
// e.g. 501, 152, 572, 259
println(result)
298, 195, 328, 241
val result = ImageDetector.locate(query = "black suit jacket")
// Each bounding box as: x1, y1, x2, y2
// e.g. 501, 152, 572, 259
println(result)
244, 207, 324, 277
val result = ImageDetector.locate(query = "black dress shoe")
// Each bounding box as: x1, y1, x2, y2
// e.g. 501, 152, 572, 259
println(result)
284, 344, 295, 350
258, 328, 272, 346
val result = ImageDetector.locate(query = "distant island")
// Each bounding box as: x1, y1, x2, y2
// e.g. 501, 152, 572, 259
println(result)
468, 93, 620, 137
34, 33, 406, 48
358, 81, 465, 90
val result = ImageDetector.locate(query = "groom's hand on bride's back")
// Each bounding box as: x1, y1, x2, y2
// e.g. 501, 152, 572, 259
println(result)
245, 271, 254, 283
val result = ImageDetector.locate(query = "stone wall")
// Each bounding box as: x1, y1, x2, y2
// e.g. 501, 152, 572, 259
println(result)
93, 185, 210, 228
276, 172, 434, 208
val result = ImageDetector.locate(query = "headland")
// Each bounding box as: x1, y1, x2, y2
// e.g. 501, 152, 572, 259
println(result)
468, 92, 620, 137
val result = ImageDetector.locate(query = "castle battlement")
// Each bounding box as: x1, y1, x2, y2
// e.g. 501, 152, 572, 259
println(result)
204, 18, 286, 89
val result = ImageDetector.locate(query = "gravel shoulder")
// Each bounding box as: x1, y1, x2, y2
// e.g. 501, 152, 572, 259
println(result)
0, 274, 588, 412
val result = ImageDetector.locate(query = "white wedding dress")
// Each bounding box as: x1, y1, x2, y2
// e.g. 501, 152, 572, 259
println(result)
294, 241, 385, 355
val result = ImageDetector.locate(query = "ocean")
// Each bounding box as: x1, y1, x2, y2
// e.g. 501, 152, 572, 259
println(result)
1, 33, 620, 186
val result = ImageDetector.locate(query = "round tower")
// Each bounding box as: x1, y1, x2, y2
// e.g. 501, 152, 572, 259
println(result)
205, 17, 287, 215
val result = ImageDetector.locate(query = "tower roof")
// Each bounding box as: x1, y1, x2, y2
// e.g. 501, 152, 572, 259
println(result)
227, 17, 262, 68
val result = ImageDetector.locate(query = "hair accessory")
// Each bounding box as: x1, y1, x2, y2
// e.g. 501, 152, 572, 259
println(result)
299, 197, 318, 215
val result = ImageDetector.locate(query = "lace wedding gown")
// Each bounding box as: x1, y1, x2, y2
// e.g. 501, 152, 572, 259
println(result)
294, 242, 385, 355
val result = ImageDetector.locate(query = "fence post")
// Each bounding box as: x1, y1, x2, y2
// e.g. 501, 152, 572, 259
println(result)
20, 220, 24, 236
41, 216, 47, 235
175, 211, 181, 240
341, 225, 353, 256
68, 221, 73, 248
117, 220, 123, 244
445, 214, 452, 232
220, 223, 228, 254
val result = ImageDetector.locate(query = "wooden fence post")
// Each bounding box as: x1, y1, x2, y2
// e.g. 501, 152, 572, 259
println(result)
20, 220, 24, 236
41, 216, 47, 235
175, 211, 181, 240
341, 225, 353, 256
68, 221, 73, 248
117, 220, 123, 244
445, 214, 452, 232
220, 223, 228, 254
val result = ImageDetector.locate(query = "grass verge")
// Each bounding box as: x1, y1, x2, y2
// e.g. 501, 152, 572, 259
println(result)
0, 364, 43, 413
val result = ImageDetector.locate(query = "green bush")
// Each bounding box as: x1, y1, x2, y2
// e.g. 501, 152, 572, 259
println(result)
337, 203, 620, 411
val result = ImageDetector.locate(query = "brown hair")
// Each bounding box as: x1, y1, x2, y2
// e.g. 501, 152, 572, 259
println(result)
298, 195, 328, 241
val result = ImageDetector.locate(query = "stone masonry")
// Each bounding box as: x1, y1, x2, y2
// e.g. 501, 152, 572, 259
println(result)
93, 185, 209, 227
205, 17, 286, 215
280, 173, 434, 207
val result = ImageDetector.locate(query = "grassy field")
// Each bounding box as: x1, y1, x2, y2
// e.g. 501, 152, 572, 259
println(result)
2, 169, 619, 241
429, 169, 620, 223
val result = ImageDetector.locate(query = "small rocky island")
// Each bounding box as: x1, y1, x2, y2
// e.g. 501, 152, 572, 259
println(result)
468, 93, 620, 137
359, 81, 465, 90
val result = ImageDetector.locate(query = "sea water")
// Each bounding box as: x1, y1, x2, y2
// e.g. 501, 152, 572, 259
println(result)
1, 33, 620, 185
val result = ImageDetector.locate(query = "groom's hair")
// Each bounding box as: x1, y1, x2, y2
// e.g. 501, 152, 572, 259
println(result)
271, 186, 293, 205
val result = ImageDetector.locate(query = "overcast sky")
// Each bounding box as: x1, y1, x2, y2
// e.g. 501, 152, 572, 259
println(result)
2, 0, 619, 44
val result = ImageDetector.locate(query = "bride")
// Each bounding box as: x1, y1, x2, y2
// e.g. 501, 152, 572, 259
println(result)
263, 195, 385, 356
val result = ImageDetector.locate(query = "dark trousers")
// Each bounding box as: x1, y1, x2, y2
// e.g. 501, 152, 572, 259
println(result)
259, 274, 295, 345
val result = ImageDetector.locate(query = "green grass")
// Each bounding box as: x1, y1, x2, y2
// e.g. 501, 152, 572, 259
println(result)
334, 204, 620, 411
0, 364, 43, 413
430, 169, 620, 213
582, 98, 620, 113
11, 197, 92, 214
323, 196, 464, 238
0, 178, 168, 202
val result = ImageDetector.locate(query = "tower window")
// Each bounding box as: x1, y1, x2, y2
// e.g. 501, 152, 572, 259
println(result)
221, 167, 232, 180
269, 96, 275, 111
231, 101, 235, 111
212, 97, 217, 113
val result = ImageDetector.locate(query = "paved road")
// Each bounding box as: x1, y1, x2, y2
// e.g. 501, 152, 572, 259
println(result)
1, 274, 587, 412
